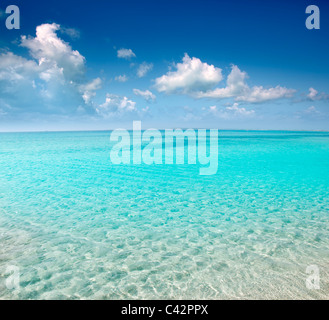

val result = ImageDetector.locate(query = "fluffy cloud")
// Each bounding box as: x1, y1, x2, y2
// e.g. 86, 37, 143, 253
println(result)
225, 103, 255, 116
307, 87, 328, 101
155, 56, 295, 103
79, 78, 102, 104
155, 53, 222, 94
208, 103, 255, 119
237, 85, 295, 103
307, 88, 318, 100
60, 27, 81, 40
115, 74, 128, 82
196, 65, 295, 102
96, 94, 136, 118
295, 105, 324, 120
0, 52, 39, 82
137, 62, 153, 78
0, 23, 103, 116
0, 98, 11, 116
21, 23, 85, 81
195, 65, 248, 99
0, 23, 143, 121
117, 48, 136, 59
305, 106, 320, 114
133, 89, 156, 101
0, 52, 44, 113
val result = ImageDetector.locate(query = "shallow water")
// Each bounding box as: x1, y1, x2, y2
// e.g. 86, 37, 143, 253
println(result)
0, 130, 328, 299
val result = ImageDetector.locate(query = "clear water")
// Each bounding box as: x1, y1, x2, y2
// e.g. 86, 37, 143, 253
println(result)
0, 130, 329, 299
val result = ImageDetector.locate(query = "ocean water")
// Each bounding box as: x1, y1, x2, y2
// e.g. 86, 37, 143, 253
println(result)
0, 130, 329, 299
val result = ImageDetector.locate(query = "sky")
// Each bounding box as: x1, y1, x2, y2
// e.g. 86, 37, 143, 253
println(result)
0, 0, 328, 132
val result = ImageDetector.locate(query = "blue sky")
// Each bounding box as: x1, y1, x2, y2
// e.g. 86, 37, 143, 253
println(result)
0, 0, 328, 131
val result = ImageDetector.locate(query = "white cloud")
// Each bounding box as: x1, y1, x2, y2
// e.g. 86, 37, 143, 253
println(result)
307, 88, 318, 100
305, 106, 320, 114
0, 99, 11, 116
154, 53, 222, 94
156, 57, 295, 103
0, 23, 102, 115
137, 62, 153, 78
0, 23, 138, 119
307, 87, 328, 101
96, 94, 136, 118
115, 74, 128, 82
60, 27, 80, 40
21, 23, 85, 81
79, 78, 102, 104
237, 85, 295, 103
0, 52, 45, 113
133, 89, 156, 101
195, 65, 248, 99
0, 52, 39, 82
226, 103, 255, 116
208, 103, 255, 119
196, 65, 295, 102
142, 106, 150, 113
81, 77, 102, 92
117, 48, 136, 59
296, 105, 324, 120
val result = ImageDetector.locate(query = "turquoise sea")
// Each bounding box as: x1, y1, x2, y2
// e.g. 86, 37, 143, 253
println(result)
0, 130, 329, 299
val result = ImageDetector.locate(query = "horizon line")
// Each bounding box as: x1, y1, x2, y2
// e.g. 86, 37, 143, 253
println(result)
1, 128, 329, 134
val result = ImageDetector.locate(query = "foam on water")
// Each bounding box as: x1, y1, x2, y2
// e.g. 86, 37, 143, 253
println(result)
0, 131, 329, 299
